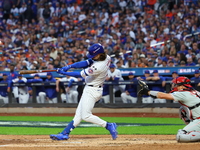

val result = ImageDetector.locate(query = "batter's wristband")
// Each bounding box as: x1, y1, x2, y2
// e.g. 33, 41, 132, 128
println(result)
149, 91, 159, 97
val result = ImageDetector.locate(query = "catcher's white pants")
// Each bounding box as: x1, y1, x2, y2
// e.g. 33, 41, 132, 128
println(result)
177, 129, 200, 142
0, 95, 8, 104
73, 85, 107, 127
19, 93, 29, 103
176, 119, 200, 142
36, 92, 46, 103
183, 119, 200, 132
121, 93, 137, 103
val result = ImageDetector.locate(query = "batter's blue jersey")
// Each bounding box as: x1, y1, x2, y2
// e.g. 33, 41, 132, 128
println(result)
45, 77, 57, 99
0, 79, 9, 97
27, 79, 45, 96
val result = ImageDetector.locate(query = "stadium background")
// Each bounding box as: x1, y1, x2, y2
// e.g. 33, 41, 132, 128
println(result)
0, 1, 200, 148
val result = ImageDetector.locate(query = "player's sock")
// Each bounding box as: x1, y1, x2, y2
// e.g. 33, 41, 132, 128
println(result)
61, 120, 75, 135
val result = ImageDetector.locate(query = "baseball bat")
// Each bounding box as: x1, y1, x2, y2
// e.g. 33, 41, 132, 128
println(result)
19, 70, 57, 74
110, 50, 132, 58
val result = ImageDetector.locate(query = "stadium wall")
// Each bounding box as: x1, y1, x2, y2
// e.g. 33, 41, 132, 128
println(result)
0, 107, 179, 114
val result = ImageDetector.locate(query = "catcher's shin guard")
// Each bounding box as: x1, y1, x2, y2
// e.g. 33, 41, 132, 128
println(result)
106, 122, 118, 140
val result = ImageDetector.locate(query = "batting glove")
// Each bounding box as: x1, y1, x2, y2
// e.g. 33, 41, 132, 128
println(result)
62, 65, 71, 72
57, 68, 64, 74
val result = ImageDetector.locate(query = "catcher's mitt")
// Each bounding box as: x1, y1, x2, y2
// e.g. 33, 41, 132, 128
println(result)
137, 80, 150, 96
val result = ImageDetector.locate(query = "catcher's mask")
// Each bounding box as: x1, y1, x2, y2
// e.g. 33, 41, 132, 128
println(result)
171, 76, 192, 92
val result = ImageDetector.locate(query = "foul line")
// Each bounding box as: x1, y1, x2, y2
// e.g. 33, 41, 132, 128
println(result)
0, 121, 184, 128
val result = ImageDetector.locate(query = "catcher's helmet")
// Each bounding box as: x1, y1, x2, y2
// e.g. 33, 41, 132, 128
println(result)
87, 43, 104, 58
172, 76, 192, 88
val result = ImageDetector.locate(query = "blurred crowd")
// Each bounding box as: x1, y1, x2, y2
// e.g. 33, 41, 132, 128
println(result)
0, 0, 199, 72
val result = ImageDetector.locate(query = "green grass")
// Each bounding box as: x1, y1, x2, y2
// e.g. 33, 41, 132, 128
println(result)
0, 116, 182, 124
0, 116, 185, 135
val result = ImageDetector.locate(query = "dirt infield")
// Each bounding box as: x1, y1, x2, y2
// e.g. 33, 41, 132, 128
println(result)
1, 113, 198, 150
0, 135, 199, 150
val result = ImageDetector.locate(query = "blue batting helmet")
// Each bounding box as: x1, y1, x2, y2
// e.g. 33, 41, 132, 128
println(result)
87, 43, 104, 59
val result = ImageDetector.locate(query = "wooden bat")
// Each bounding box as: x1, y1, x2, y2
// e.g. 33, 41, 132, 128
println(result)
19, 70, 57, 74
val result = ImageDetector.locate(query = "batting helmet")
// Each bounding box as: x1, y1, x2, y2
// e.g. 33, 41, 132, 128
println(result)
172, 76, 192, 88
87, 43, 104, 58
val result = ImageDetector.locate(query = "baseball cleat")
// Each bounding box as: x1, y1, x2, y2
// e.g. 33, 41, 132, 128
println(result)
50, 133, 69, 140
106, 122, 118, 140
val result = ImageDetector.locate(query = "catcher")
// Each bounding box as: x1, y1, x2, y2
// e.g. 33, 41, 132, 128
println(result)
138, 76, 200, 142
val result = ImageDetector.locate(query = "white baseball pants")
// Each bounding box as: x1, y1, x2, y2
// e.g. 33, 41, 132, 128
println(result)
12, 87, 19, 98
73, 86, 107, 128
36, 92, 46, 103
142, 97, 153, 103
102, 95, 110, 103
154, 98, 166, 103
121, 93, 137, 103
67, 91, 78, 103
19, 93, 29, 103
176, 118, 200, 142
61, 92, 78, 103
0, 95, 8, 103
48, 97, 57, 103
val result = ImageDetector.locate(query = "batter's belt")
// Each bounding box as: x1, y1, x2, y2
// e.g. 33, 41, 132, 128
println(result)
88, 85, 102, 88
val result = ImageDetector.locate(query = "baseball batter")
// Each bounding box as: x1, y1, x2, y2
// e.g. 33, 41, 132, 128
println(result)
12, 74, 29, 104
50, 43, 118, 140
138, 76, 200, 142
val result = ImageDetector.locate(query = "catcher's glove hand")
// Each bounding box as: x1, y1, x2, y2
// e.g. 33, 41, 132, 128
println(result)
137, 80, 150, 96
